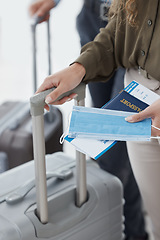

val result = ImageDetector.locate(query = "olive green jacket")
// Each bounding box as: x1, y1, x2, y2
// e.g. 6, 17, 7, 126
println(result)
75, 0, 160, 83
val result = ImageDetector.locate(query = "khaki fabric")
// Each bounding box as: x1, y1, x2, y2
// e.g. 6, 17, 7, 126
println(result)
75, 0, 160, 83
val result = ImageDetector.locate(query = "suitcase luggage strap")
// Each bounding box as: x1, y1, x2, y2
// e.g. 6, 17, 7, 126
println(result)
30, 83, 86, 224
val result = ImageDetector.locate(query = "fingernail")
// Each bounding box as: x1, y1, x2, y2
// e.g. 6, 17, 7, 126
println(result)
66, 98, 72, 102
45, 96, 52, 104
73, 94, 78, 99
125, 116, 133, 122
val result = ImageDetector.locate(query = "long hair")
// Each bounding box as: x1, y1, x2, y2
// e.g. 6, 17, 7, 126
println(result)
109, 0, 138, 27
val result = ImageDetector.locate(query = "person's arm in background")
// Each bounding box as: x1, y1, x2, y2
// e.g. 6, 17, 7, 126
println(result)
29, 0, 60, 22
125, 99, 160, 137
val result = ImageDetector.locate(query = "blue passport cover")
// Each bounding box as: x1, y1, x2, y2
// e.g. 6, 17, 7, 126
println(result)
102, 90, 149, 112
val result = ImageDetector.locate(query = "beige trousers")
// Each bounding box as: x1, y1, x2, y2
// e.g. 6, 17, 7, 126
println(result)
125, 69, 160, 240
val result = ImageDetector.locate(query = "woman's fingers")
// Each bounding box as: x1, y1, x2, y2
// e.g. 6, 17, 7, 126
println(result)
36, 63, 86, 105
45, 93, 78, 105
125, 99, 160, 137
125, 106, 152, 123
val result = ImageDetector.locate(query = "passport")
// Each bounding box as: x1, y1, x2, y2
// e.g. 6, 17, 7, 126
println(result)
102, 90, 148, 112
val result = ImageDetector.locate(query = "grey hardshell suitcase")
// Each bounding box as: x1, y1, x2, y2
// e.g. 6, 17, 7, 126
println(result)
0, 102, 63, 169
0, 152, 8, 173
0, 84, 124, 240
0, 18, 63, 169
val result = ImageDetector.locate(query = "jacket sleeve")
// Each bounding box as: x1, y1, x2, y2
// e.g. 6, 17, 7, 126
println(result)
74, 16, 118, 84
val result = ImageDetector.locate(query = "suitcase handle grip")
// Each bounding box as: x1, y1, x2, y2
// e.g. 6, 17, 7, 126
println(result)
30, 15, 48, 28
30, 82, 86, 116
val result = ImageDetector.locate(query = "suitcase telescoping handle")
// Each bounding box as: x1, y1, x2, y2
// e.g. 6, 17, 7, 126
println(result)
31, 16, 51, 93
30, 83, 87, 224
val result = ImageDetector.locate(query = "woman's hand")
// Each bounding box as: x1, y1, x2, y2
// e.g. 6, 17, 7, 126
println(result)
36, 63, 86, 110
29, 0, 55, 22
125, 98, 160, 137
